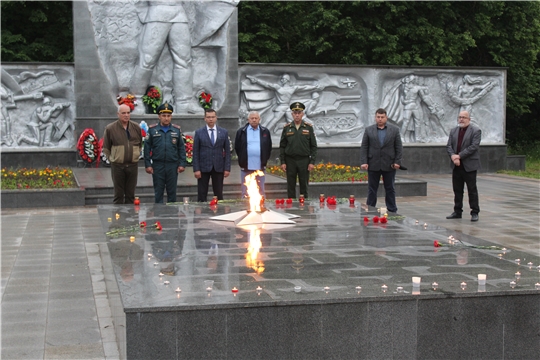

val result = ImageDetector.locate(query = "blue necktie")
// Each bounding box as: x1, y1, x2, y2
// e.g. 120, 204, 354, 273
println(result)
210, 128, 215, 145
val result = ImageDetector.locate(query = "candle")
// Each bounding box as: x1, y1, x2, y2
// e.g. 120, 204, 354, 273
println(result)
460, 282, 467, 289
355, 286, 362, 293
319, 194, 325, 203
515, 259, 521, 264
515, 271, 521, 279
423, 223, 428, 228
163, 280, 170, 285
159, 272, 164, 277
396, 286, 404, 293
183, 197, 189, 205
115, 213, 120, 220
175, 287, 182, 293
130, 236, 135, 243
412, 277, 421, 287
153, 262, 159, 266
256, 286, 262, 292
323, 286, 330, 293
231, 287, 239, 293
415, 220, 419, 224
299, 195, 305, 204
478, 274, 487, 285
432, 282, 438, 290
381, 284, 388, 292
294, 286, 301, 293
107, 217, 112, 222
527, 262, 533, 267
134, 197, 140, 205
349, 195, 355, 205
535, 283, 540, 290
510, 281, 516, 288
498, 253, 503, 258
147, 253, 152, 258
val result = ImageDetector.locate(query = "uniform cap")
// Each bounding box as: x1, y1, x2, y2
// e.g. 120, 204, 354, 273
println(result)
290, 102, 305, 111
157, 103, 173, 114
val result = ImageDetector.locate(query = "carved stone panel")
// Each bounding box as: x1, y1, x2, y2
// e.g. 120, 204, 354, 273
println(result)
79, 0, 239, 117
1, 65, 76, 150
240, 65, 505, 144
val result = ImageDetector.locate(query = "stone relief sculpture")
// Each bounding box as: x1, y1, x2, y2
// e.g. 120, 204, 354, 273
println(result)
240, 71, 364, 142
87, 0, 239, 114
438, 74, 496, 124
383, 74, 446, 143
0, 66, 75, 149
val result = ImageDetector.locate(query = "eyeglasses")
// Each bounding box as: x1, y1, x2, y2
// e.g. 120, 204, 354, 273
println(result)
458, 116, 469, 119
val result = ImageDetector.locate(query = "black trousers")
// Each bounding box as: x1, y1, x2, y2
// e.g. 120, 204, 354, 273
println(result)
197, 167, 225, 202
366, 169, 397, 213
452, 166, 480, 215
110, 163, 138, 204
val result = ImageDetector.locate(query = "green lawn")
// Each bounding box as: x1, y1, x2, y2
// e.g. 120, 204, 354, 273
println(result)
497, 142, 540, 179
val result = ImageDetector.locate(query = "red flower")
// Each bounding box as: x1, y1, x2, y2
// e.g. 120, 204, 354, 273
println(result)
434, 240, 442, 247
373, 216, 379, 223
286, 198, 293, 204
140, 221, 147, 228
210, 199, 218, 205
154, 221, 162, 231
363, 216, 369, 222
380, 217, 388, 224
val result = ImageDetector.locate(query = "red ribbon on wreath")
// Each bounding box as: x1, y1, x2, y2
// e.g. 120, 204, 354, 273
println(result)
77, 129, 100, 167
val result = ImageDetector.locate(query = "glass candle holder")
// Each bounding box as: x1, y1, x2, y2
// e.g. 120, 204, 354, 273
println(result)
349, 195, 355, 205
319, 194, 325, 203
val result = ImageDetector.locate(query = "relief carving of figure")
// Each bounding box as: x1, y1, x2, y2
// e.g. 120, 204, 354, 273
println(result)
246, 73, 321, 132
1, 85, 14, 146
17, 97, 71, 147
383, 74, 446, 143
440, 74, 496, 124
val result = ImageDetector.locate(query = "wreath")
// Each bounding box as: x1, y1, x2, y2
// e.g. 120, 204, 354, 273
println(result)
77, 128, 100, 165
182, 134, 194, 165
198, 91, 213, 109
116, 94, 137, 111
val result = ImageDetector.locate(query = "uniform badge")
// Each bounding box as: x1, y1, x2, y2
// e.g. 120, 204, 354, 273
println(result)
172, 138, 177, 144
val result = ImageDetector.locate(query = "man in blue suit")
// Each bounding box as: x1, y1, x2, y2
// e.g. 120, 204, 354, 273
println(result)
193, 109, 231, 202
360, 108, 403, 213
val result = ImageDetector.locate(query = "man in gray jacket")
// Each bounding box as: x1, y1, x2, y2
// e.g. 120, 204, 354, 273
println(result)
446, 110, 481, 221
360, 108, 403, 213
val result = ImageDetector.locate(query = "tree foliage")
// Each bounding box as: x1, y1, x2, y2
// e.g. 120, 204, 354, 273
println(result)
1, 1, 73, 62
238, 1, 540, 124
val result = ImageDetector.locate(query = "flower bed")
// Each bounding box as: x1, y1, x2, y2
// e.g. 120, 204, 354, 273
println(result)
267, 163, 368, 183
1, 167, 77, 190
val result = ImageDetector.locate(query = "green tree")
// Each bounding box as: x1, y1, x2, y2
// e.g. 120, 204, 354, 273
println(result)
238, 1, 540, 124
1, 1, 73, 62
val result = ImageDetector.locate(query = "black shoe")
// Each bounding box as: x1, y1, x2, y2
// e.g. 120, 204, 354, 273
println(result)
446, 212, 462, 219
471, 214, 479, 222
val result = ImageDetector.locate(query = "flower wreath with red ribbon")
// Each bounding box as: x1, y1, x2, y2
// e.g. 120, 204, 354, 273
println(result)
198, 91, 213, 109
77, 128, 100, 165
182, 134, 194, 165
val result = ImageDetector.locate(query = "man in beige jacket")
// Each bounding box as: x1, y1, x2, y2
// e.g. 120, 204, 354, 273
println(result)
102, 104, 142, 204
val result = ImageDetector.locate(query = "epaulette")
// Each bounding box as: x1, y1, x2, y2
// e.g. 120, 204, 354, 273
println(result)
284, 122, 291, 127
172, 124, 181, 129
304, 122, 313, 127
149, 123, 158, 128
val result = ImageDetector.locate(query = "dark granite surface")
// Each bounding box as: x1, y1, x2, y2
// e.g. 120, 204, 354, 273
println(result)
97, 201, 540, 312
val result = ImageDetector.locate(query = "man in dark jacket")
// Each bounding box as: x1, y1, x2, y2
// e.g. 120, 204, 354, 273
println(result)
102, 104, 142, 204
144, 103, 187, 203
234, 111, 272, 197
360, 108, 403, 213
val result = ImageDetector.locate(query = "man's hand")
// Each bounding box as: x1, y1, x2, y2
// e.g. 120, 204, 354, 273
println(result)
451, 154, 460, 161
308, 164, 314, 171
361, 164, 368, 170
454, 159, 461, 167
177, 166, 185, 173
224, 171, 230, 178
145, 166, 153, 174
281, 164, 287, 171
194, 171, 201, 179
392, 164, 400, 169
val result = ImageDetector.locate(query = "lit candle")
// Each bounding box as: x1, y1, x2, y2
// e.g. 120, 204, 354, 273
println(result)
515, 259, 521, 264
256, 286, 262, 292
134, 197, 140, 205
423, 223, 428, 228
163, 280, 170, 285
527, 262, 533, 267
206, 287, 212, 292
147, 253, 152, 258
299, 195, 305, 204
294, 286, 301, 293
349, 195, 355, 205
535, 283, 540, 290
396, 286, 403, 293
498, 253, 503, 258
510, 281, 516, 288
537, 265, 540, 271
415, 220, 419, 224
130, 236, 135, 243
515, 271, 521, 279
355, 286, 362, 293
159, 272, 164, 277
381, 284, 388, 292
323, 286, 330, 293
115, 213, 120, 220
460, 282, 467, 290
432, 282, 439, 290
175, 287, 182, 293
231, 287, 239, 293
107, 217, 112, 222
153, 262, 159, 266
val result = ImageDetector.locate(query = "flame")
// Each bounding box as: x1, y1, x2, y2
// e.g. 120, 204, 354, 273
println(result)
245, 225, 265, 274
245, 170, 265, 212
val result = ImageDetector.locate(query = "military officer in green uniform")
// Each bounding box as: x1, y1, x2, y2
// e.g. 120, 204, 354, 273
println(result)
279, 102, 317, 199
144, 103, 187, 203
